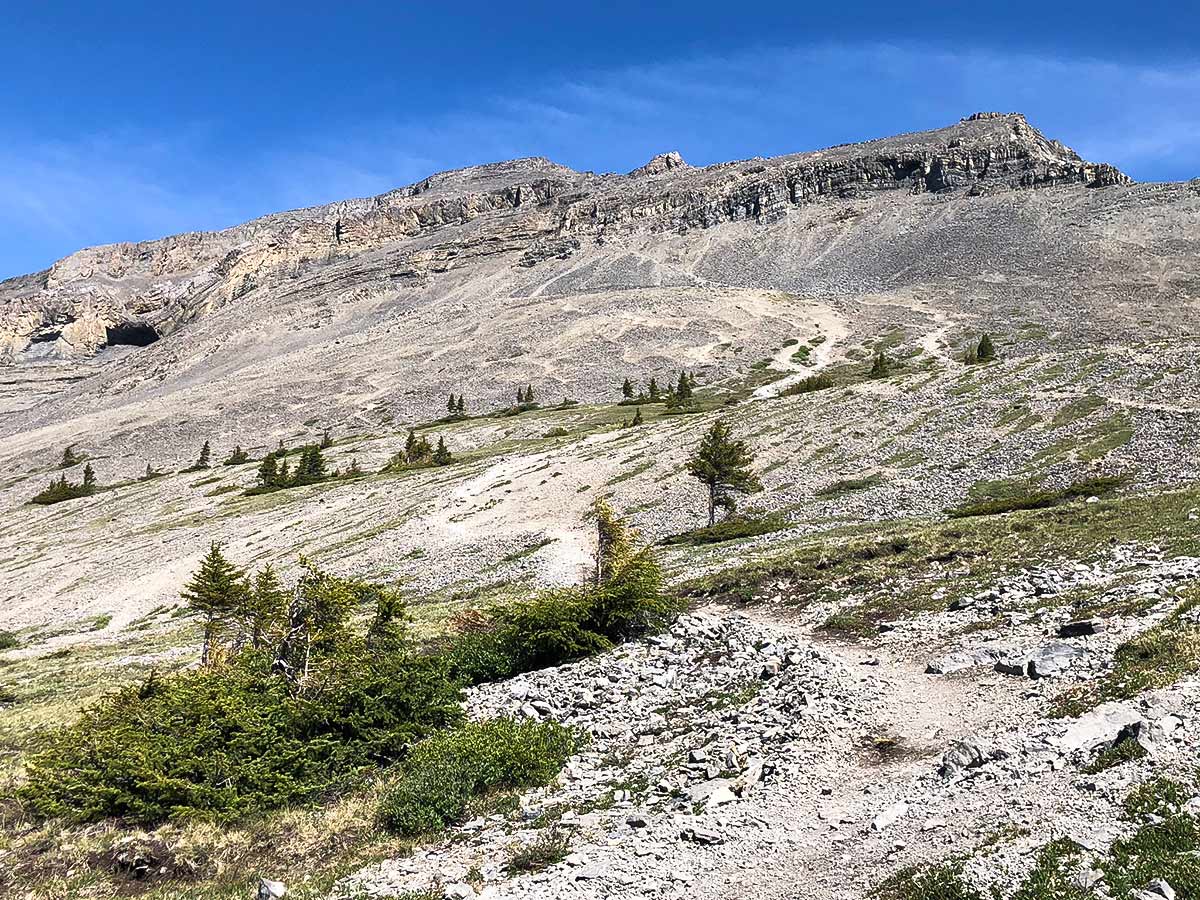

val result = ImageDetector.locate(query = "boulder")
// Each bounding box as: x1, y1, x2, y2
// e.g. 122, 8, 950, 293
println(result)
1056, 702, 1144, 753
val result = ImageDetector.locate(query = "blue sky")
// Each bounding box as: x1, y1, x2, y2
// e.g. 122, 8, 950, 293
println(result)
2, 0, 1198, 280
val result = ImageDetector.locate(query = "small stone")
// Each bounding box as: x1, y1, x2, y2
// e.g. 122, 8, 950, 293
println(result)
872, 801, 909, 832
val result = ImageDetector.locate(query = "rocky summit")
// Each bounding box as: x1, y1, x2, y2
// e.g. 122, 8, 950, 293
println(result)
2, 113, 1200, 900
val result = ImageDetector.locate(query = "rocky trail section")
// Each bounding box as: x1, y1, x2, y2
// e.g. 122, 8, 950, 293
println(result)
335, 540, 1200, 900
0, 113, 1126, 364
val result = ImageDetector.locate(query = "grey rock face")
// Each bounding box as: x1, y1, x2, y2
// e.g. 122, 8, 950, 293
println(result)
0, 113, 1126, 363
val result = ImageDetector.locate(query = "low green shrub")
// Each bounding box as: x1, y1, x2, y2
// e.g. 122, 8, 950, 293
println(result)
444, 513, 679, 685
816, 473, 884, 498
377, 719, 576, 836
0, 630, 19, 650
873, 864, 982, 900
947, 476, 1127, 518
20, 650, 462, 824
780, 373, 836, 396
506, 828, 571, 873
1104, 781, 1200, 898
662, 515, 787, 546
21, 557, 464, 825
1083, 735, 1148, 773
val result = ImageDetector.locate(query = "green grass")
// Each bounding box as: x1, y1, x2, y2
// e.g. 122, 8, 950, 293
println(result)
1083, 736, 1148, 773
505, 828, 571, 874
1051, 589, 1200, 717
948, 475, 1127, 518
501, 537, 556, 564
681, 483, 1200, 637
816, 473, 884, 498
662, 515, 788, 547
1049, 394, 1106, 428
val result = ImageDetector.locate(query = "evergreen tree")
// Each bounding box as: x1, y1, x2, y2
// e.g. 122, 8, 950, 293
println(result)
622, 378, 635, 399
632, 406, 644, 426
143, 463, 156, 481
257, 453, 278, 487
278, 457, 291, 484
275, 439, 286, 458
869, 352, 889, 378
320, 427, 333, 449
244, 564, 286, 650
977, 333, 996, 361
525, 384, 536, 405
686, 421, 761, 526
181, 543, 248, 665
404, 429, 418, 462
82, 463, 96, 491
676, 370, 693, 402
648, 377, 661, 400
60, 445, 81, 469
347, 456, 362, 477
223, 446, 249, 466
456, 395, 465, 415
432, 437, 453, 466
516, 386, 526, 404
447, 393, 457, 415
297, 445, 326, 481
194, 441, 211, 469
588, 498, 633, 588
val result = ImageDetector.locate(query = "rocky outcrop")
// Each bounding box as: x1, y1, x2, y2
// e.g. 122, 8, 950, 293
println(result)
0, 112, 1131, 363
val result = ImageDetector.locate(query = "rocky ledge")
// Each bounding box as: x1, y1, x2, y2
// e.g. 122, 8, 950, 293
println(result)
0, 113, 1128, 363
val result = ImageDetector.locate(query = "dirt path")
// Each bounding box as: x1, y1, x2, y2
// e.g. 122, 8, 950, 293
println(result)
752, 302, 850, 399
421, 434, 624, 586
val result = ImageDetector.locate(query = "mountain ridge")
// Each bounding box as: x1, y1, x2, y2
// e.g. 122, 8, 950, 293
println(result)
0, 112, 1131, 362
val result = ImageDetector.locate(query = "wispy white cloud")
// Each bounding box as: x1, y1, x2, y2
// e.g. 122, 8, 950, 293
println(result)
2, 42, 1199, 279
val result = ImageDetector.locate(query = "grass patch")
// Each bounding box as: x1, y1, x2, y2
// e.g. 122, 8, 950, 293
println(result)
1083, 735, 1148, 773
1051, 592, 1200, 717
662, 515, 788, 547
681, 483, 1200, 635
501, 537, 556, 564
505, 828, 571, 874
816, 473, 884, 498
948, 476, 1126, 518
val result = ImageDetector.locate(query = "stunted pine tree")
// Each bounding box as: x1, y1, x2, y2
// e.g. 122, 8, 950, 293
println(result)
432, 437, 452, 466
648, 377, 661, 400
224, 446, 249, 466
632, 406, 644, 426
60, 446, 81, 469
516, 386, 526, 404
869, 352, 889, 378
456, 395, 465, 416
239, 564, 288, 650
622, 378, 635, 399
194, 441, 212, 469
257, 453, 278, 487
181, 543, 248, 665
525, 384, 536, 405
320, 427, 333, 449
82, 463, 96, 492
676, 370, 693, 402
977, 333, 996, 361
686, 420, 761, 526
296, 445, 326, 481
588, 498, 633, 588
447, 394, 457, 415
